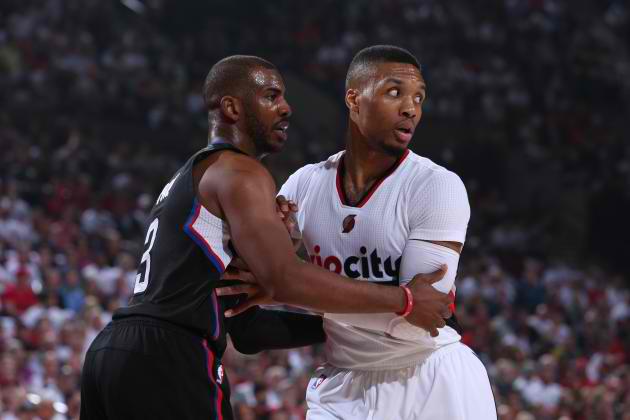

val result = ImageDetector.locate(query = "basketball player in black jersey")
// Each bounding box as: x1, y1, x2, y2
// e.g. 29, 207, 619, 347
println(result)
80, 55, 453, 420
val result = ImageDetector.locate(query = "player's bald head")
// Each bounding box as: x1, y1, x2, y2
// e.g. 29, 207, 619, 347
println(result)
345, 45, 422, 91
203, 55, 278, 110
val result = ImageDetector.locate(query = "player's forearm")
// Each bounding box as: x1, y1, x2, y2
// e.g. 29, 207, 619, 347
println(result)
325, 239, 462, 335
270, 259, 407, 314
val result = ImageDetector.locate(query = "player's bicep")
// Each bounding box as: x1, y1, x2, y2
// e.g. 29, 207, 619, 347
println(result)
401, 239, 460, 294
215, 170, 296, 287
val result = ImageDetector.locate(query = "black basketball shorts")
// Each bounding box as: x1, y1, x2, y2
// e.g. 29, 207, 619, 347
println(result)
80, 317, 232, 420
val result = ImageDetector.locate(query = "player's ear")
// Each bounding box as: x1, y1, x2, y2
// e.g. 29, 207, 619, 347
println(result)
220, 96, 241, 122
345, 89, 359, 115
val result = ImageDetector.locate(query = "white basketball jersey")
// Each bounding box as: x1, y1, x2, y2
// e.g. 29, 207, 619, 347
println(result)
279, 149, 470, 370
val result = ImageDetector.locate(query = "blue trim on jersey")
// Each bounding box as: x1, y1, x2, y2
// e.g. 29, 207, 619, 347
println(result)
183, 199, 225, 273
183, 199, 222, 340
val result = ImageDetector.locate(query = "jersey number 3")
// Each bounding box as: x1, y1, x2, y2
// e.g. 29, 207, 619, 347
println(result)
134, 218, 159, 294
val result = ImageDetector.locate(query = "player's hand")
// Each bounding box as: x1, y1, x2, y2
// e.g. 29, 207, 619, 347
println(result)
276, 195, 302, 246
221, 266, 257, 283
404, 265, 453, 337
217, 268, 274, 316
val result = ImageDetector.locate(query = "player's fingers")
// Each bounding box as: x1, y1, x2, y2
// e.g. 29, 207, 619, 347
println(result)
285, 217, 296, 230
225, 296, 264, 317
409, 265, 447, 285
241, 272, 258, 283
229, 257, 249, 270
276, 195, 290, 213
223, 269, 257, 284
215, 284, 257, 297
288, 201, 298, 212
424, 265, 448, 284
225, 302, 254, 317
435, 317, 446, 329
442, 292, 454, 306
427, 326, 439, 337
221, 267, 239, 279
221, 269, 246, 281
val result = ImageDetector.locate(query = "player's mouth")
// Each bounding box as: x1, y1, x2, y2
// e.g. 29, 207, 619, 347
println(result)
273, 120, 290, 142
393, 122, 414, 143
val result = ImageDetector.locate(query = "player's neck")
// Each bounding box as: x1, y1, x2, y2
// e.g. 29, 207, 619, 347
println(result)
343, 135, 400, 189
207, 126, 259, 159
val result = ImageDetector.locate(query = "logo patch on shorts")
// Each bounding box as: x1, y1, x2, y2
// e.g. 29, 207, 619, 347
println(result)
217, 365, 224, 384
312, 374, 327, 389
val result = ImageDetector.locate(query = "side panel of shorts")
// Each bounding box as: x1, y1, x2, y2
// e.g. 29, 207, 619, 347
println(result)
80, 320, 232, 420
306, 343, 496, 420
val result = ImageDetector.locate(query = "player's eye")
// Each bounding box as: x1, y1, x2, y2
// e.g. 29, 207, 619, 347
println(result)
414, 96, 423, 104
387, 88, 399, 97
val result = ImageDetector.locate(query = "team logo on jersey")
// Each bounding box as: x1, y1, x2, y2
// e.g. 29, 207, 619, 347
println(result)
217, 364, 224, 384
342, 215, 356, 233
312, 374, 327, 389
309, 245, 401, 281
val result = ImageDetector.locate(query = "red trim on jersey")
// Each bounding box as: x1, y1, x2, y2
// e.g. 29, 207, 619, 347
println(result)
336, 149, 410, 208
203, 340, 224, 420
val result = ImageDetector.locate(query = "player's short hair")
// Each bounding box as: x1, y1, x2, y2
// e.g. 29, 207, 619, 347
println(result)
203, 55, 277, 110
345, 45, 422, 91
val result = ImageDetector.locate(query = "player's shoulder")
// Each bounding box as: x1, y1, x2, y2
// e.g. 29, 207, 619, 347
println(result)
288, 150, 344, 181
404, 150, 452, 176
279, 151, 343, 200
220, 150, 271, 178
403, 150, 465, 191
305, 150, 344, 173
204, 150, 275, 193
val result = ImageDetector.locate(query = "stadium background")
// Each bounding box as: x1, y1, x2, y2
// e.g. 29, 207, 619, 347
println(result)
1, 0, 629, 419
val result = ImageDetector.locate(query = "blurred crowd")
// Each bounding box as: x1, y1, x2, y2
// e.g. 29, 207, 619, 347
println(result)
1, 0, 629, 419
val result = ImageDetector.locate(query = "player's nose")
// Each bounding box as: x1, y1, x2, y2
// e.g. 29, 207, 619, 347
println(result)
400, 96, 417, 119
278, 98, 292, 118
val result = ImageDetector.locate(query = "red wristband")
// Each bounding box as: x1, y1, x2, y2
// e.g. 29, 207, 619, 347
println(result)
396, 285, 414, 317
448, 289, 456, 314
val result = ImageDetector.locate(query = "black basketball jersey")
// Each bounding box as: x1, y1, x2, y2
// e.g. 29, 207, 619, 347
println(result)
114, 143, 243, 352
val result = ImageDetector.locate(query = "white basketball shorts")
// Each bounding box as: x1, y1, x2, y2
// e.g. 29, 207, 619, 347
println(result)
306, 342, 497, 420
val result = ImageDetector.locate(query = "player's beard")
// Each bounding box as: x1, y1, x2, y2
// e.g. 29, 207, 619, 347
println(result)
380, 142, 407, 158
371, 134, 408, 158
244, 110, 273, 156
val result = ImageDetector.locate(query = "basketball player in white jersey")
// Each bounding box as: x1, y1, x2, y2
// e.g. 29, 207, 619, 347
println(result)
273, 46, 497, 419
